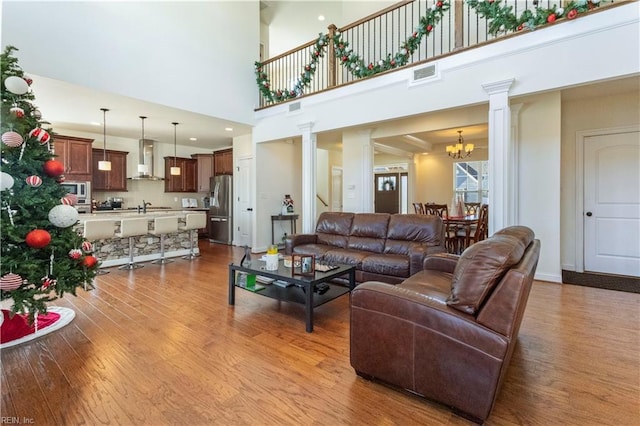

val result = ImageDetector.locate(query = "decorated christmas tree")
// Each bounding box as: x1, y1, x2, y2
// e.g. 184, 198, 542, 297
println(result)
0, 46, 99, 325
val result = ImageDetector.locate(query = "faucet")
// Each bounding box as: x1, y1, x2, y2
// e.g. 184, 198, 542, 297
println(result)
138, 200, 152, 214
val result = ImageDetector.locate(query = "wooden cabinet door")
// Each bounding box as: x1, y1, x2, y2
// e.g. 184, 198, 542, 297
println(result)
214, 149, 233, 175
92, 149, 128, 191
92, 150, 108, 190
108, 151, 128, 191
183, 159, 197, 192
53, 136, 93, 181
164, 157, 182, 192
193, 154, 213, 192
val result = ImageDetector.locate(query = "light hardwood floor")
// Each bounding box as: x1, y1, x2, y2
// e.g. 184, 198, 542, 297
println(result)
1, 242, 639, 425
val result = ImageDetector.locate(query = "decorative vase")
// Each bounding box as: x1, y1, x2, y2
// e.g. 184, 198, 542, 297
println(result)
241, 245, 252, 267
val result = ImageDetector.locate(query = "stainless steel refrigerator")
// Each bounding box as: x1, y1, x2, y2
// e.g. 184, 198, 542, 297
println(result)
209, 175, 233, 244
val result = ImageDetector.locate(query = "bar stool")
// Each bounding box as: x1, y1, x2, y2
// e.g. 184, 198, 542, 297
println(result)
149, 216, 179, 265
179, 213, 207, 260
83, 219, 115, 275
116, 217, 149, 270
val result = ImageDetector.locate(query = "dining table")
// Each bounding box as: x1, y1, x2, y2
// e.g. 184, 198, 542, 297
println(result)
443, 214, 480, 254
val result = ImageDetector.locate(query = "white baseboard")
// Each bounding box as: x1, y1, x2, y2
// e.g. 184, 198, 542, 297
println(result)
534, 271, 562, 283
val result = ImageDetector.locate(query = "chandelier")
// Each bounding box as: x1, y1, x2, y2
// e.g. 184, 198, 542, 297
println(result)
446, 130, 474, 159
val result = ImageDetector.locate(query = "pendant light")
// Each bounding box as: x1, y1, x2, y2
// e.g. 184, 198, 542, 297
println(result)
170, 122, 181, 176
446, 130, 474, 159
137, 116, 149, 175
98, 108, 111, 171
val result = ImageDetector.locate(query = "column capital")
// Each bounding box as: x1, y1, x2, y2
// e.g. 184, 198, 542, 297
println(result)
482, 78, 515, 96
297, 121, 315, 132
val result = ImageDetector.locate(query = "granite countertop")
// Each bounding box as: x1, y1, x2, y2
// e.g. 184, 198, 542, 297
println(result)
79, 209, 208, 224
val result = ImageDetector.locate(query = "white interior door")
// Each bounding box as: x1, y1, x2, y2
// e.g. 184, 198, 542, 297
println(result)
236, 157, 253, 247
331, 167, 343, 212
584, 130, 640, 277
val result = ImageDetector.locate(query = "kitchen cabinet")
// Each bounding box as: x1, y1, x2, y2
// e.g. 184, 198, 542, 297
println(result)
164, 157, 197, 192
213, 149, 233, 175
52, 135, 93, 181
92, 149, 128, 191
192, 153, 213, 192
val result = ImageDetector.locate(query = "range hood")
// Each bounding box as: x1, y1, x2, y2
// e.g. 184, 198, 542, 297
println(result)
129, 139, 164, 180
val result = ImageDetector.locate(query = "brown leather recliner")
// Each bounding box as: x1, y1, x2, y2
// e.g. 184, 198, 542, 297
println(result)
350, 226, 541, 423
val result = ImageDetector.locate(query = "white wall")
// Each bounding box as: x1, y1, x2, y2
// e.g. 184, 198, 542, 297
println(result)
560, 91, 640, 272
2, 1, 260, 124
516, 92, 562, 282
255, 140, 302, 251
317, 149, 330, 218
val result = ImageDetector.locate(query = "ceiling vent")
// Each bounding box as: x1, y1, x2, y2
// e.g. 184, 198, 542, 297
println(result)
413, 65, 436, 81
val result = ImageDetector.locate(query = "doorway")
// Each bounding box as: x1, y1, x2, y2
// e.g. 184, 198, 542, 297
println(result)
374, 172, 407, 214
331, 167, 343, 212
581, 127, 639, 277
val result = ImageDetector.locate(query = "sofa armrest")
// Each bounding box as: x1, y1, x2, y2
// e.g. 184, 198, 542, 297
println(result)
423, 253, 460, 274
284, 233, 317, 255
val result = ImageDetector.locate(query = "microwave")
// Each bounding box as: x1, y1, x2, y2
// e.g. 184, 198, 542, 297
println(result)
60, 181, 91, 206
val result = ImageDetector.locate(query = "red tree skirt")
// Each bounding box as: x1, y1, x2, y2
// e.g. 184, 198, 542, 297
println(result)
0, 307, 75, 349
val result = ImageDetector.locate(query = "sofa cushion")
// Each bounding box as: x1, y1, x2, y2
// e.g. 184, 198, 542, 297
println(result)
292, 243, 333, 258
348, 213, 390, 253
385, 214, 443, 254
361, 253, 409, 277
316, 212, 354, 248
446, 235, 526, 315
323, 248, 370, 268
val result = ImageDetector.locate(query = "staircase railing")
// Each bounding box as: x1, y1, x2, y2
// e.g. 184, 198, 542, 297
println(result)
255, 0, 619, 109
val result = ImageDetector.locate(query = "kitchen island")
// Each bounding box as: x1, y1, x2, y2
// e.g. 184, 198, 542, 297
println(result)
77, 209, 208, 268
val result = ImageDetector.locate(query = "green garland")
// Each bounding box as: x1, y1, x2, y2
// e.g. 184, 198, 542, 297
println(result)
255, 0, 605, 104
255, 1, 450, 104
333, 1, 449, 78
467, 0, 607, 36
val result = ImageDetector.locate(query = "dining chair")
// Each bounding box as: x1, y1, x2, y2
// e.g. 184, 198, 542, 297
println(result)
412, 202, 425, 214
425, 203, 457, 253
465, 202, 481, 215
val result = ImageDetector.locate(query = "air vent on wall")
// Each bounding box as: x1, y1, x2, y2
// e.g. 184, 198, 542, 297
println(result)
288, 102, 301, 113
413, 64, 436, 81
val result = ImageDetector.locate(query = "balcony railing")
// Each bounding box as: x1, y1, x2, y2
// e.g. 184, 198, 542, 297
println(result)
255, 0, 620, 109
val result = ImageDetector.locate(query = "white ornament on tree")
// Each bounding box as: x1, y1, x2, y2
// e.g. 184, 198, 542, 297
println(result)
1, 131, 24, 147
48, 204, 79, 228
0, 172, 15, 191
4, 76, 29, 95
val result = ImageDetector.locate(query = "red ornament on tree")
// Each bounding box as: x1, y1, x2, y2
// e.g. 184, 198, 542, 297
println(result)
81, 241, 93, 253
68, 249, 82, 260
0, 273, 23, 291
83, 255, 98, 268
427, 25, 433, 32
10, 106, 25, 118
43, 160, 65, 177
25, 229, 51, 249
61, 194, 78, 205
25, 175, 43, 187
29, 128, 51, 144
41, 276, 56, 290
547, 13, 557, 23
567, 9, 578, 19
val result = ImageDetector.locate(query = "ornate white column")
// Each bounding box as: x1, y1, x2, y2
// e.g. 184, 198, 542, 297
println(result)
482, 78, 514, 235
298, 122, 317, 233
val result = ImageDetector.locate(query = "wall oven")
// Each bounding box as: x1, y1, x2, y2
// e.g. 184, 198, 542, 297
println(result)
60, 181, 92, 213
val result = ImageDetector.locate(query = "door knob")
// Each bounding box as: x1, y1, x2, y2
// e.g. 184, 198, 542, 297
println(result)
247, 208, 253, 211
586, 211, 593, 217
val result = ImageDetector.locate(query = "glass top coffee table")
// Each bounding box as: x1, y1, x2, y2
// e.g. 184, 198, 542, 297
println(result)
228, 260, 356, 332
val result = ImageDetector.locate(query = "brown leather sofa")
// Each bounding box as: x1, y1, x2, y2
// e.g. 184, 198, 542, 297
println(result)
285, 212, 446, 284
350, 226, 541, 423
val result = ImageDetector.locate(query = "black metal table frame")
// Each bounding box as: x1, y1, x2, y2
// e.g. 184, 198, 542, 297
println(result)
228, 262, 356, 332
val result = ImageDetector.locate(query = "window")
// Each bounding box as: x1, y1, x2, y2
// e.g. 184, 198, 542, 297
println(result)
453, 161, 488, 203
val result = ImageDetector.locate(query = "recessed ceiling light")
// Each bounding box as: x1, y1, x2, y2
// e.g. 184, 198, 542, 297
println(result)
224, 127, 233, 132
189, 137, 197, 141
318, 15, 325, 21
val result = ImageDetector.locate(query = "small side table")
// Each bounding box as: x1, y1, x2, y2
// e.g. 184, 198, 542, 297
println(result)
271, 214, 299, 247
